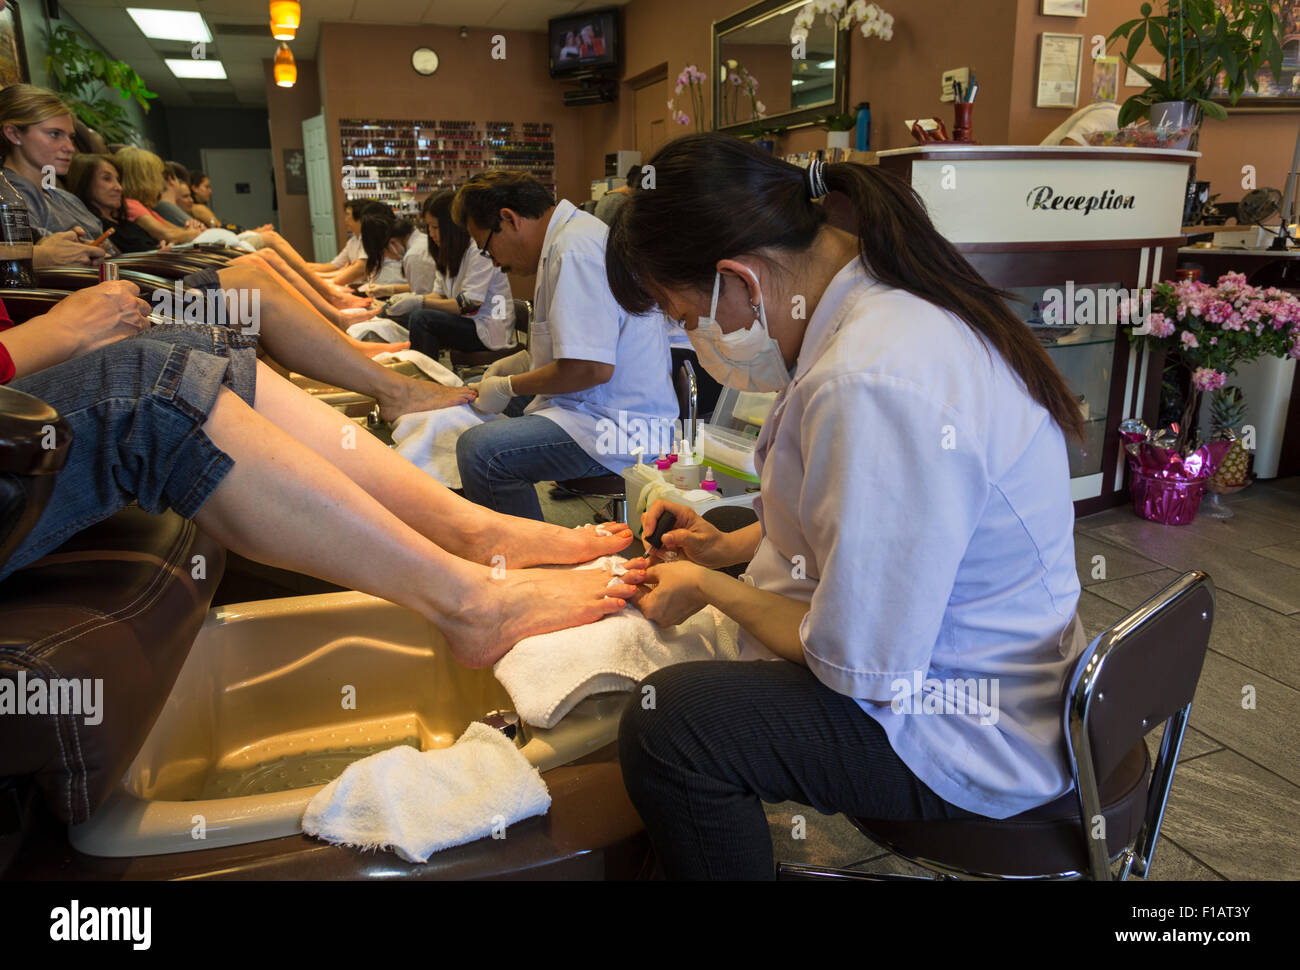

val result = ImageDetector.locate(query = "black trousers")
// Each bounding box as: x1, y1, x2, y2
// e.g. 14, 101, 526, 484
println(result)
618, 660, 981, 880
407, 307, 489, 359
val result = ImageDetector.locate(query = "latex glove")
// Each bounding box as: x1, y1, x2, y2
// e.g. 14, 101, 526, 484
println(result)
471, 375, 515, 414
385, 292, 424, 317
483, 349, 531, 380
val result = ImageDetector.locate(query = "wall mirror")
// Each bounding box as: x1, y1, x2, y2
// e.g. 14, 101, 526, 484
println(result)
713, 0, 849, 132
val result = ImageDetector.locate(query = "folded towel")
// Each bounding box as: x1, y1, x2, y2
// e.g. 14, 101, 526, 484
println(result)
371, 349, 461, 386
301, 721, 550, 863
494, 557, 741, 729
347, 317, 410, 344
390, 404, 499, 488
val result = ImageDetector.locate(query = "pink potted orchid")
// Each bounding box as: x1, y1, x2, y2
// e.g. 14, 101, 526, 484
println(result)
669, 64, 708, 133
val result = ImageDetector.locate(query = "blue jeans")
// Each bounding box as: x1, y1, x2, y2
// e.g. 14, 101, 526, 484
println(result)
456, 414, 608, 520
2, 323, 259, 580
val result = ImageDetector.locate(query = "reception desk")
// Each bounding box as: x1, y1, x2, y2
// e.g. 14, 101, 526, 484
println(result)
876, 145, 1198, 514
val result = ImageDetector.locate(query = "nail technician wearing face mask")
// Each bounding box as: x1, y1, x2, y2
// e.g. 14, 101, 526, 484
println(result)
607, 134, 1089, 880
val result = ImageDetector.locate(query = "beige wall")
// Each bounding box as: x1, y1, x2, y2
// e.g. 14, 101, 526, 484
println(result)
314, 22, 586, 254
263, 59, 321, 255
580, 0, 1298, 212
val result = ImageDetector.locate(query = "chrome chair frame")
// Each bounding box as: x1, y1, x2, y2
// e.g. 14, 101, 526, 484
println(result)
778, 570, 1214, 882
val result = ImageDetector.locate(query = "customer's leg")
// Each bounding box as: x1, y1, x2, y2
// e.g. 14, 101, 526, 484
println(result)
250, 229, 368, 308
618, 661, 979, 880
236, 250, 372, 328
194, 382, 639, 666
241, 360, 635, 569
5, 335, 641, 667
407, 307, 490, 359
456, 415, 611, 520
212, 260, 473, 418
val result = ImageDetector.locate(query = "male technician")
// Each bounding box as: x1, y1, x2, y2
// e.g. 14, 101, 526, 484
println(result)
451, 172, 676, 520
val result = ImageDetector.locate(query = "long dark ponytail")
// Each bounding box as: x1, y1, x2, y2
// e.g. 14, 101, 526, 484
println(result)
606, 133, 1084, 442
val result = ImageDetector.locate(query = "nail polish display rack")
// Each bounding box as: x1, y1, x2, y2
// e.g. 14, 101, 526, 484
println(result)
340, 118, 556, 217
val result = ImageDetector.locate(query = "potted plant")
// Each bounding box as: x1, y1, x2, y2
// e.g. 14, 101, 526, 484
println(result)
1107, 0, 1286, 147
1118, 271, 1300, 523
45, 24, 157, 145
818, 112, 858, 149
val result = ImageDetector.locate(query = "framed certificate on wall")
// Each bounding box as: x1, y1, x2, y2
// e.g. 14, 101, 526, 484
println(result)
1042, 0, 1087, 15
1037, 33, 1083, 108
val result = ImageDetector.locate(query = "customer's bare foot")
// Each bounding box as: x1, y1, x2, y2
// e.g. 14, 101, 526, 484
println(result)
504, 521, 636, 567
378, 377, 476, 422
441, 565, 644, 668
353, 339, 411, 358
336, 306, 381, 327
329, 287, 372, 309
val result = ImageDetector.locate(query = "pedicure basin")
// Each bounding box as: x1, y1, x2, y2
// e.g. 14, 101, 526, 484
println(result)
68, 591, 630, 860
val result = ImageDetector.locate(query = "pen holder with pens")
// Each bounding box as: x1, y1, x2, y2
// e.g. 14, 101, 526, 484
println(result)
952, 102, 977, 144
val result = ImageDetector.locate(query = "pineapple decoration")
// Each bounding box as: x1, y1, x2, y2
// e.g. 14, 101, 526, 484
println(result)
1209, 386, 1251, 487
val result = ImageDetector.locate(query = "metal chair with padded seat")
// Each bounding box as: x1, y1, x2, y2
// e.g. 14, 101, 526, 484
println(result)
778, 570, 1215, 882
552, 358, 699, 524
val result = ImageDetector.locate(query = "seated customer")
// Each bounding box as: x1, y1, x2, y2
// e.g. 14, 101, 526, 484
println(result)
452, 172, 677, 520
157, 160, 206, 229
115, 146, 205, 246
1, 83, 104, 240
66, 153, 165, 253
188, 168, 222, 228
387, 188, 514, 357
0, 286, 647, 668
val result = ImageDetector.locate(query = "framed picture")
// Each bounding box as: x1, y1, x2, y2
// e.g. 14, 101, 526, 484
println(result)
1037, 33, 1084, 108
1208, 0, 1300, 111
283, 148, 307, 195
1042, 0, 1087, 15
1092, 55, 1120, 103
0, 1, 30, 89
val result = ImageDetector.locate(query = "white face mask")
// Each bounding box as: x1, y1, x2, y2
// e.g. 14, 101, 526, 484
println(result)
686, 269, 792, 393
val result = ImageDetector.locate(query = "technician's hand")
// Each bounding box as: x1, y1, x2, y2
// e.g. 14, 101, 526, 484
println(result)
49, 280, 152, 356
385, 292, 424, 316
470, 375, 515, 414
33, 228, 107, 268
483, 350, 531, 380
641, 500, 729, 568
633, 561, 709, 627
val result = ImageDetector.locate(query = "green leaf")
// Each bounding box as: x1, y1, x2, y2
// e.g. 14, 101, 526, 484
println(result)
1197, 98, 1227, 121
1126, 22, 1148, 64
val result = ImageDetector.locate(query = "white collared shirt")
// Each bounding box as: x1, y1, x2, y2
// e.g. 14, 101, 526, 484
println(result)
741, 258, 1085, 819
401, 230, 440, 297
431, 241, 516, 350
524, 200, 677, 472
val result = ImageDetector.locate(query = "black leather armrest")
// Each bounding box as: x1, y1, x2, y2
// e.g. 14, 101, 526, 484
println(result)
0, 386, 72, 572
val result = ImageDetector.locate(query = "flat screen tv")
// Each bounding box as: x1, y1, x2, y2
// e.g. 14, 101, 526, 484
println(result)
549, 9, 618, 77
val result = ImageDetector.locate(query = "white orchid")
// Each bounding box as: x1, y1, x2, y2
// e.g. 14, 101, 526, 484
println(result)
799, 0, 893, 41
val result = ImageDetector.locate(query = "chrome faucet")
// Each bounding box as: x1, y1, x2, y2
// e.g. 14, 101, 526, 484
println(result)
481, 710, 527, 749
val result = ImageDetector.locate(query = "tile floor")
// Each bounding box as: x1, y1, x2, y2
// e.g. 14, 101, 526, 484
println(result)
537, 476, 1300, 880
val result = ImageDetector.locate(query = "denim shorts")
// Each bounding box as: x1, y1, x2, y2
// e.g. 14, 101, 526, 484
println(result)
1, 322, 259, 580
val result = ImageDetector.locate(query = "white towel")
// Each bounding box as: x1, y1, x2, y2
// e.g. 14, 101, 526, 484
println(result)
301, 722, 550, 863
494, 557, 741, 729
371, 349, 461, 386
390, 404, 499, 488
347, 317, 410, 344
